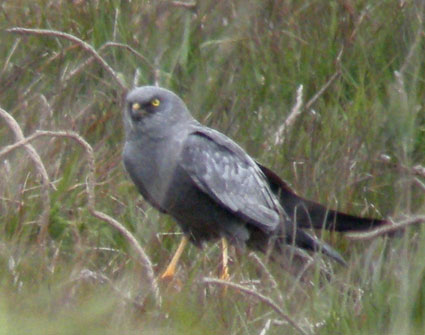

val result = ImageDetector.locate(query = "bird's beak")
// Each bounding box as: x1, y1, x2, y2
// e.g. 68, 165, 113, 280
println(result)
129, 102, 146, 120
131, 102, 141, 112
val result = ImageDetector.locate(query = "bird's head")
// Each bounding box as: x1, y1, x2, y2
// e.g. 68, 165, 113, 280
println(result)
124, 86, 193, 139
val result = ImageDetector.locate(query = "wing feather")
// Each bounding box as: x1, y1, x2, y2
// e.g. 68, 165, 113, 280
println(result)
179, 128, 281, 233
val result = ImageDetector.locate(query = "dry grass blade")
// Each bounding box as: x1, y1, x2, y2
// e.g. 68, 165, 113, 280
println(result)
64, 41, 153, 84
345, 216, 425, 241
304, 48, 343, 111
304, 70, 341, 111
0, 129, 161, 307
399, 8, 424, 75
272, 48, 342, 148
273, 84, 304, 147
6, 27, 127, 91
171, 1, 197, 9
202, 277, 311, 335
1, 37, 21, 74
248, 252, 284, 304
68, 269, 145, 309
0, 107, 50, 245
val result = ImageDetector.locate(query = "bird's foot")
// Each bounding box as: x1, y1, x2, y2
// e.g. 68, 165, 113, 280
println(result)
220, 265, 230, 281
160, 267, 176, 281
159, 267, 184, 292
159, 236, 188, 285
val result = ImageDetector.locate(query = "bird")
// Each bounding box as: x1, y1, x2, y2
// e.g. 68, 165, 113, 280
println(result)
122, 86, 387, 280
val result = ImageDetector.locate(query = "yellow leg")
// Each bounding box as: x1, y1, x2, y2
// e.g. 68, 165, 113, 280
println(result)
220, 237, 230, 281
160, 235, 189, 280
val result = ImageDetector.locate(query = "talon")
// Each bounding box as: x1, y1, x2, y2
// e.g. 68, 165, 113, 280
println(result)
160, 268, 176, 281
159, 236, 188, 281
220, 237, 230, 281
220, 267, 230, 281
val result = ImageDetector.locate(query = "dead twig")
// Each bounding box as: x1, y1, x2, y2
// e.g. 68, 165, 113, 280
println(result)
64, 41, 153, 84
102, 42, 152, 68
304, 70, 341, 111
271, 47, 343, 147
248, 252, 284, 304
6, 27, 127, 91
68, 269, 146, 309
305, 47, 343, 111
1, 37, 21, 75
0, 129, 161, 307
378, 153, 425, 180
412, 165, 425, 178
413, 177, 425, 193
348, 6, 371, 44
202, 277, 311, 335
346, 216, 425, 241
171, 1, 197, 9
0, 107, 51, 246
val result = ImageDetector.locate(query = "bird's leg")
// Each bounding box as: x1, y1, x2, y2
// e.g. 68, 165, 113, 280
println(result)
220, 237, 230, 281
160, 235, 189, 280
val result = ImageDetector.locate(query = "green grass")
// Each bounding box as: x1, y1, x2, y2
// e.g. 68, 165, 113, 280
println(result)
1, 0, 425, 334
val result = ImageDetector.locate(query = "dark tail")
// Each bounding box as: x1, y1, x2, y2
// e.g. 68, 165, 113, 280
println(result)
288, 228, 346, 265
248, 221, 347, 265
258, 163, 388, 232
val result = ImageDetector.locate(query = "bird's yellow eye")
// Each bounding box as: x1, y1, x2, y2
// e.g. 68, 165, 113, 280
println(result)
131, 102, 141, 111
151, 98, 160, 107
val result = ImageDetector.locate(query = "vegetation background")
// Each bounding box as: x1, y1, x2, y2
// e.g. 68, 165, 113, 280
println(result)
1, 0, 425, 334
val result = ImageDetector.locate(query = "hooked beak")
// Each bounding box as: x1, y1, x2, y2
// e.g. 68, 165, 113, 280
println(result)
129, 102, 146, 121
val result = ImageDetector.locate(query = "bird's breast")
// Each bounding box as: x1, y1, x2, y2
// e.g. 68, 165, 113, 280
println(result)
123, 136, 185, 209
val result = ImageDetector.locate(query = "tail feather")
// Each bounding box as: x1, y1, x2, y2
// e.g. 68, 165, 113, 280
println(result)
289, 229, 347, 265
258, 163, 388, 232
248, 222, 347, 265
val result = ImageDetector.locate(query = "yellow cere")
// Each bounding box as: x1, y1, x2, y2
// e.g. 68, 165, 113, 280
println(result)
132, 102, 141, 111
151, 98, 160, 107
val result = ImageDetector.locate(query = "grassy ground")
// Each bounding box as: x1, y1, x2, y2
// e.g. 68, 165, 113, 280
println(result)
1, 0, 425, 334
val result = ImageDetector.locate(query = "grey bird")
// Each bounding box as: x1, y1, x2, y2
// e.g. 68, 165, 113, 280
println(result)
123, 86, 386, 279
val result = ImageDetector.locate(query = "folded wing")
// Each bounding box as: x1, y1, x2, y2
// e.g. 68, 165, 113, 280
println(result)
180, 128, 281, 234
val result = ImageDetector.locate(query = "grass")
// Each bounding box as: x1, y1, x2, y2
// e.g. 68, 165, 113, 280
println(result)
1, 0, 425, 334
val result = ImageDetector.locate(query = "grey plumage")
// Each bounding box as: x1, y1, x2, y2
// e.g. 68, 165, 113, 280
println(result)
123, 86, 386, 266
